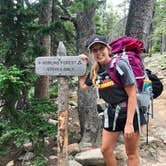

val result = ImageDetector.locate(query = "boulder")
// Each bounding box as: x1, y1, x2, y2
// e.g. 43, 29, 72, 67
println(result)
69, 160, 83, 166
6, 161, 14, 166
68, 143, 81, 155
75, 148, 105, 166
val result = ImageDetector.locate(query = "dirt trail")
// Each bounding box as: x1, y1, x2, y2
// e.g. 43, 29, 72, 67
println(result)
151, 78, 166, 128
138, 55, 166, 166
145, 55, 166, 131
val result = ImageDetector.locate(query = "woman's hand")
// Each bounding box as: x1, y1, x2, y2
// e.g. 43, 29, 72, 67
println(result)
124, 84, 136, 139
79, 54, 89, 64
124, 123, 134, 138
79, 54, 89, 90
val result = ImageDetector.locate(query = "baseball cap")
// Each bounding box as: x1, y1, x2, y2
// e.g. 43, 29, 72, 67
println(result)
87, 35, 107, 50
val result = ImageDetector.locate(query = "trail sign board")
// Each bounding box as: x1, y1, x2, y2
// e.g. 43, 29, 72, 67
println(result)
35, 56, 86, 76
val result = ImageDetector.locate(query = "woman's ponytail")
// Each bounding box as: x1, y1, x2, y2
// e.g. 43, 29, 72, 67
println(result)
90, 61, 100, 86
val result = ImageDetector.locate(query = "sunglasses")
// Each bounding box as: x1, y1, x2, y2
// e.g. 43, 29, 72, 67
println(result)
91, 45, 106, 53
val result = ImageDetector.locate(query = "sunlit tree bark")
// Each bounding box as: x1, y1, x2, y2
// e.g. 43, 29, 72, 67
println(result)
125, 0, 154, 47
35, 0, 52, 98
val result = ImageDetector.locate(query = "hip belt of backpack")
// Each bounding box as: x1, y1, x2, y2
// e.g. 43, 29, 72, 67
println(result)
106, 100, 141, 132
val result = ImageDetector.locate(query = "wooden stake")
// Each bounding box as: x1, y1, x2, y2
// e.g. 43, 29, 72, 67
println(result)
57, 42, 69, 166
35, 41, 86, 165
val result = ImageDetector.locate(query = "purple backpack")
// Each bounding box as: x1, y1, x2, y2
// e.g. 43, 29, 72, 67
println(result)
108, 36, 145, 92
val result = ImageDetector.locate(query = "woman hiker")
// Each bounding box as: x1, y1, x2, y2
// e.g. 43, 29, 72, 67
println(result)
79, 35, 146, 166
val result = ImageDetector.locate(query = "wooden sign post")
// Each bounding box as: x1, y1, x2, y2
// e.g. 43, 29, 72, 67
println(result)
35, 41, 86, 166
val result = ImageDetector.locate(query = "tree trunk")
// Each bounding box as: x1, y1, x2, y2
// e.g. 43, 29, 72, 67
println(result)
125, 0, 154, 47
161, 34, 166, 54
75, 11, 102, 146
35, 0, 52, 98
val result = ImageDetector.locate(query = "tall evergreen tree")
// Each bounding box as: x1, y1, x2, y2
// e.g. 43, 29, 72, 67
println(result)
152, 0, 166, 53
0, 0, 38, 67
34, 0, 52, 98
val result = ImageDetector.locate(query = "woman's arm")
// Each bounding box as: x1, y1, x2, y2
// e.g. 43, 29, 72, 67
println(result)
124, 84, 137, 137
79, 75, 89, 90
79, 54, 90, 90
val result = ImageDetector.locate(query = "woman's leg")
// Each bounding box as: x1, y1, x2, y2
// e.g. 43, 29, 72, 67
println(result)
101, 129, 120, 166
124, 132, 140, 166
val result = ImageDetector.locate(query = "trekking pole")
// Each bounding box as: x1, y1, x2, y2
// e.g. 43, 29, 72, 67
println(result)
146, 111, 149, 144
151, 97, 154, 119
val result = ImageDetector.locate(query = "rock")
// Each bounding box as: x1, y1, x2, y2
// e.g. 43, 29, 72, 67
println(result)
52, 146, 58, 152
18, 152, 34, 161
151, 164, 166, 166
73, 122, 80, 127
49, 155, 58, 160
48, 156, 57, 166
44, 136, 55, 147
69, 117, 73, 121
79, 142, 94, 151
117, 134, 124, 144
115, 144, 127, 161
6, 161, 14, 166
44, 139, 50, 147
75, 144, 127, 166
97, 98, 106, 113
157, 149, 166, 163
154, 127, 166, 144
161, 66, 166, 70
68, 143, 80, 155
69, 160, 83, 166
24, 162, 31, 166
48, 119, 58, 125
23, 142, 33, 152
75, 148, 105, 166
140, 136, 160, 145
69, 101, 77, 107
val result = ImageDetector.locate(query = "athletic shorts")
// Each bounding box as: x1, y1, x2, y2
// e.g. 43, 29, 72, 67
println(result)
103, 107, 147, 132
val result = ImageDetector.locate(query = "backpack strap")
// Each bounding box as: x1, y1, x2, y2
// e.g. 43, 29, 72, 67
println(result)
108, 53, 142, 134
108, 55, 124, 88
112, 105, 121, 131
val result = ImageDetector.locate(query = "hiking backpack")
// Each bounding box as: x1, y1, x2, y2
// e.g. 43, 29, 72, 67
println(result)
108, 36, 163, 99
107, 36, 150, 139
107, 36, 163, 143
108, 37, 145, 93
108, 36, 152, 114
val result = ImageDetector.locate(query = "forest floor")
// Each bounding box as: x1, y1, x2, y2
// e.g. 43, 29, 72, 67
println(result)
0, 54, 166, 166
138, 54, 166, 165
144, 54, 166, 130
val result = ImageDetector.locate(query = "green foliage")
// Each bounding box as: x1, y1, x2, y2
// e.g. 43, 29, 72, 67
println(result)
0, 64, 57, 157
31, 156, 47, 166
152, 39, 161, 52
0, 0, 74, 66
152, 0, 166, 53
95, 0, 128, 39
153, 0, 166, 33
0, 0, 40, 66
95, 7, 117, 36
49, 82, 58, 99
0, 98, 57, 156
0, 64, 34, 98
59, 21, 76, 56
68, 0, 97, 13
0, 64, 36, 122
